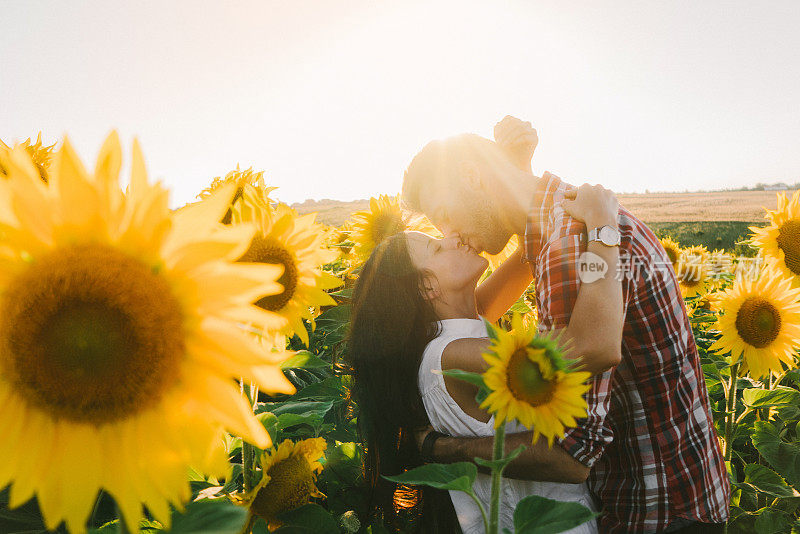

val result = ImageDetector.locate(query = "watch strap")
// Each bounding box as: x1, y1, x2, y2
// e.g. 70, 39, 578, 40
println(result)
587, 225, 620, 246
421, 430, 448, 463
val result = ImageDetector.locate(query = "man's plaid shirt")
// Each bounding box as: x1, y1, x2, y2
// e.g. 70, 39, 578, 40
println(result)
522, 172, 730, 533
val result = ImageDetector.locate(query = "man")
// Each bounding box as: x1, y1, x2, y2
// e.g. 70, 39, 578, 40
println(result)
401, 117, 730, 533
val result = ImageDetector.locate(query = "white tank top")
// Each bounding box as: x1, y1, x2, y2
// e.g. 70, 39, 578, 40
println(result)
417, 318, 599, 534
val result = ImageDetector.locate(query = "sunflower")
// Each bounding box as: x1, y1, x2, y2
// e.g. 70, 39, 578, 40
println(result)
709, 267, 800, 379
328, 224, 353, 257
0, 133, 295, 533
348, 194, 437, 260
480, 315, 592, 447
659, 236, 682, 271
0, 133, 56, 182
709, 249, 734, 278
677, 254, 712, 299
198, 166, 276, 225
751, 190, 800, 286
238, 438, 327, 532
483, 234, 519, 271
233, 194, 342, 346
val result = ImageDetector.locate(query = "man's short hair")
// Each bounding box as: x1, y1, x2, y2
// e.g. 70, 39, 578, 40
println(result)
401, 133, 507, 214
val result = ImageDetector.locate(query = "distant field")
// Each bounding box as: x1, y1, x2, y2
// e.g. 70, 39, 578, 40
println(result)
294, 190, 784, 252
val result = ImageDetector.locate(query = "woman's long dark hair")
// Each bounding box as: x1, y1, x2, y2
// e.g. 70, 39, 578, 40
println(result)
347, 233, 461, 532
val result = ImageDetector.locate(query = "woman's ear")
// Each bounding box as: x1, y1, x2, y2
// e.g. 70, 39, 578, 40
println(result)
420, 274, 441, 301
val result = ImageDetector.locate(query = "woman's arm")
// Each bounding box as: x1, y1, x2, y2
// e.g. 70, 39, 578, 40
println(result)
474, 246, 533, 323
475, 116, 538, 322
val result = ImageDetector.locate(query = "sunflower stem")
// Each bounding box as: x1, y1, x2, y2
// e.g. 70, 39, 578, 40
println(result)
488, 424, 506, 534
723, 362, 740, 461
466, 491, 490, 534
241, 381, 260, 493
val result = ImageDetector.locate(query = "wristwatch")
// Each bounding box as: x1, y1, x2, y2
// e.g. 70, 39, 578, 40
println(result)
587, 225, 621, 247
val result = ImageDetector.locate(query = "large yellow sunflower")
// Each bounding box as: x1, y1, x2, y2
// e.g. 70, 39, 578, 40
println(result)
709, 267, 800, 379
659, 236, 682, 271
480, 315, 591, 447
233, 192, 342, 346
348, 194, 437, 261
0, 133, 56, 182
750, 190, 800, 286
238, 438, 327, 532
0, 133, 295, 533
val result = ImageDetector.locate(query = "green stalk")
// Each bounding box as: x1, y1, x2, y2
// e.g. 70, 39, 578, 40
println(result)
241, 381, 260, 493
722, 362, 741, 534
466, 492, 489, 534
488, 425, 506, 534
723, 362, 740, 461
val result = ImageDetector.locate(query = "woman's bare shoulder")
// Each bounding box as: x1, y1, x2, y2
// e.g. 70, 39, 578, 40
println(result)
441, 337, 491, 375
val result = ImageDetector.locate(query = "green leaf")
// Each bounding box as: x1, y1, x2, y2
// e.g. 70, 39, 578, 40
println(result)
290, 377, 346, 401
482, 317, 501, 342
753, 507, 794, 534
166, 499, 247, 533
440, 368, 491, 404
258, 400, 335, 418
741, 463, 800, 499
751, 421, 800, 489
280, 351, 330, 370
276, 412, 323, 431
273, 503, 340, 534
257, 412, 279, 444
383, 462, 478, 494
742, 386, 800, 408
473, 444, 527, 473
512, 495, 598, 534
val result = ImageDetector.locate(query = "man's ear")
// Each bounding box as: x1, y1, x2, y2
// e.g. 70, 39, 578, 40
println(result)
459, 160, 482, 189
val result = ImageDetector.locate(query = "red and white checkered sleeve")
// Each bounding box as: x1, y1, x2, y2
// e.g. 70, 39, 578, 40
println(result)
536, 231, 614, 467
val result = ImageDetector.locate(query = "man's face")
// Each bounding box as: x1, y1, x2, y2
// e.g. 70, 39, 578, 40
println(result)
419, 181, 514, 255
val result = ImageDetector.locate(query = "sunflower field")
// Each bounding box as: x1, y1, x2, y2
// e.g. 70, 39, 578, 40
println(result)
0, 134, 799, 534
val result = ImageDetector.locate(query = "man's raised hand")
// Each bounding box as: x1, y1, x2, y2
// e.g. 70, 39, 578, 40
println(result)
494, 115, 538, 173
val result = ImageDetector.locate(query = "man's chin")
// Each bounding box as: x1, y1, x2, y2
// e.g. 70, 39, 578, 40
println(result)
484, 243, 507, 255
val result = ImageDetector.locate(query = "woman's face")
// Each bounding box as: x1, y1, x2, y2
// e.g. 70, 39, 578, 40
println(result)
405, 231, 489, 295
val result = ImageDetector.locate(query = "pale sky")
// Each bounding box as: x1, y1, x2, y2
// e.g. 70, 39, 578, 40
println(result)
2, 1, 799, 207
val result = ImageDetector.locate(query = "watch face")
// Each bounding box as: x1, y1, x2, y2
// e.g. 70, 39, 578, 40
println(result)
599, 226, 619, 245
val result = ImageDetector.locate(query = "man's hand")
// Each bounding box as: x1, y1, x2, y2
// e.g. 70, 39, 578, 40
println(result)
494, 115, 538, 173
563, 183, 619, 231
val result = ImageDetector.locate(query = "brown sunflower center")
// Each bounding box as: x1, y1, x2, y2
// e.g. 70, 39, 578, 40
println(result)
238, 236, 298, 312
0, 244, 185, 425
369, 211, 404, 246
505, 348, 555, 406
250, 455, 317, 522
735, 296, 782, 348
776, 219, 800, 275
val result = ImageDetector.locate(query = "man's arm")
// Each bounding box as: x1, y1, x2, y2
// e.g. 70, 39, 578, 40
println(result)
552, 184, 625, 375
430, 430, 591, 483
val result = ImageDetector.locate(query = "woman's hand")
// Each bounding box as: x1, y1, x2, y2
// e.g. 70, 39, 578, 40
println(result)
494, 115, 538, 173
562, 183, 619, 230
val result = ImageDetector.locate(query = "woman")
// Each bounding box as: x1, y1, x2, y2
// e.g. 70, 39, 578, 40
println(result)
348, 186, 620, 533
